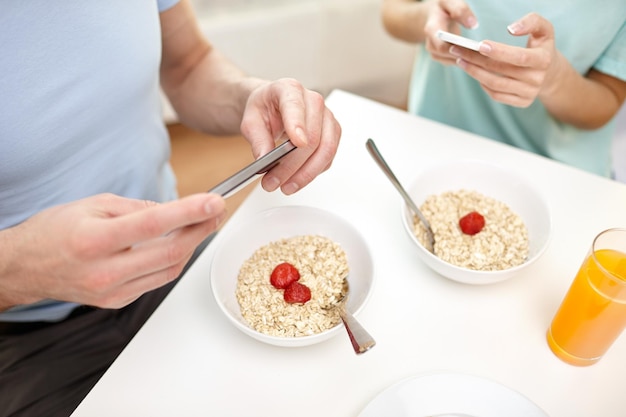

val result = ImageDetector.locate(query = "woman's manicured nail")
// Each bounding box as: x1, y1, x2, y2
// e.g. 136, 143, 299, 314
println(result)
507, 21, 523, 35
466, 16, 479, 29
449, 46, 462, 57
478, 41, 491, 53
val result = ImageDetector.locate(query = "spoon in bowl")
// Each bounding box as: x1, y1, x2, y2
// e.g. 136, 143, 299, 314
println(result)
366, 138, 435, 252
326, 278, 376, 355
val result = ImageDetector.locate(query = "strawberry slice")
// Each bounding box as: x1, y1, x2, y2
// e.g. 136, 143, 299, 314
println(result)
270, 262, 300, 289
459, 211, 485, 235
283, 281, 311, 304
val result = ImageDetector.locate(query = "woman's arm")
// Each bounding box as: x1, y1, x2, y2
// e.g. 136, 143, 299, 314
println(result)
381, 0, 431, 44
539, 62, 626, 129
382, 0, 479, 65
453, 13, 626, 129
383, 2, 626, 128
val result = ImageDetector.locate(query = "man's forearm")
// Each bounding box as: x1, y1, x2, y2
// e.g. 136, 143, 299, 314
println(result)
164, 50, 266, 135
0, 227, 20, 313
159, 0, 266, 135
0, 296, 16, 313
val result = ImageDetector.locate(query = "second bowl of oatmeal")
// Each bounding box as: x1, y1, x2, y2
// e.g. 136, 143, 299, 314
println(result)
210, 205, 374, 348
401, 160, 551, 285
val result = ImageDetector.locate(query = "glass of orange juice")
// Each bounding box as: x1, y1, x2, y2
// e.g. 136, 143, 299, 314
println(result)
547, 228, 626, 366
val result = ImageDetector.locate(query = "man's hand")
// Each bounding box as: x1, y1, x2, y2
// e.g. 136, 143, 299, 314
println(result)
240, 78, 341, 196
159, 1, 342, 195
0, 193, 225, 310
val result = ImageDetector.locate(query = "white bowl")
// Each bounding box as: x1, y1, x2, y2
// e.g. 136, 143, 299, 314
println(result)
401, 159, 551, 285
210, 205, 374, 347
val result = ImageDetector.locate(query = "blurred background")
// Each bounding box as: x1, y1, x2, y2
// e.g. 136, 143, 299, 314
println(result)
166, 0, 624, 197
164, 0, 416, 118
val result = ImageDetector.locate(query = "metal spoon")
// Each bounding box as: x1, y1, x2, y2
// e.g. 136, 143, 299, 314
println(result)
327, 279, 376, 355
366, 138, 435, 251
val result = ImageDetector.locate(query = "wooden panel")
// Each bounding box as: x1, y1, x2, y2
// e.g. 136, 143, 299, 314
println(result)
168, 123, 257, 223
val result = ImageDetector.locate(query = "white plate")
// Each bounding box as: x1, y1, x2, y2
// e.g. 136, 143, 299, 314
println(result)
359, 372, 548, 417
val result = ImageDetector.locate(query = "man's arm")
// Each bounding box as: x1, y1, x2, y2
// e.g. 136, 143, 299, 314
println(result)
158, 0, 265, 135
157, 0, 342, 195
0, 194, 227, 311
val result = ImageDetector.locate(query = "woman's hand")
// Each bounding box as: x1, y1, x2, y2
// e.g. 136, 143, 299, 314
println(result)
422, 0, 479, 66
382, 0, 477, 52
382, 1, 626, 128
434, 11, 625, 127
450, 12, 560, 108
0, 193, 226, 310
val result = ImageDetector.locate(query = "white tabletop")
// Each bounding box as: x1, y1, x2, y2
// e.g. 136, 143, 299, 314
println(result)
73, 90, 626, 417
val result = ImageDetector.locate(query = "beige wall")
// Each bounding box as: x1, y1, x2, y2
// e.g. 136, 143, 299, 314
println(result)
163, 0, 417, 121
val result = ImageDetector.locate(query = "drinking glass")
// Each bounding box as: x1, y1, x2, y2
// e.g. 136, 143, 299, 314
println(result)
547, 228, 626, 366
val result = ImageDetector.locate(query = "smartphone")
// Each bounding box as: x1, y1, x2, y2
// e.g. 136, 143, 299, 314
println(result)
208, 140, 297, 198
436, 29, 480, 51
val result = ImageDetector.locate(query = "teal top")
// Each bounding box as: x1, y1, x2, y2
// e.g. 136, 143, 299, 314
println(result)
408, 0, 626, 177
0, 0, 180, 322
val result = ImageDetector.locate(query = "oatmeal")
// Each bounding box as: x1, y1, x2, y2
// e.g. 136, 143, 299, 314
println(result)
236, 235, 348, 337
413, 189, 529, 271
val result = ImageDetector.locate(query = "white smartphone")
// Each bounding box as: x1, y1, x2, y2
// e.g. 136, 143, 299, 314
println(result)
208, 140, 296, 198
436, 29, 480, 51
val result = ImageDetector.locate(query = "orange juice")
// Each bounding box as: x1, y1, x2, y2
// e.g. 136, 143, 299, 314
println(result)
547, 248, 626, 366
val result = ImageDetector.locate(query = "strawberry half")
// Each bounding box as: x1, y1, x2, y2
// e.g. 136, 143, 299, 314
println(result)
459, 211, 485, 235
283, 281, 311, 304
270, 262, 300, 289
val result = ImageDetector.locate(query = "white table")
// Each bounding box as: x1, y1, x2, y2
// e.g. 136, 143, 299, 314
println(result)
73, 90, 626, 417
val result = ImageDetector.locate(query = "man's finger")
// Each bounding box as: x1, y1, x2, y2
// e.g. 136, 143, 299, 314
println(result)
96, 193, 225, 250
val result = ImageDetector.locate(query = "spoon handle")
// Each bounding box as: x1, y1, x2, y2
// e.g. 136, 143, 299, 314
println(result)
365, 138, 435, 248
338, 307, 376, 355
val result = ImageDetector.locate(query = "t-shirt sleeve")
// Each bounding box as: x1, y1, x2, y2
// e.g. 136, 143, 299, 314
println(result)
594, 22, 626, 81
158, 0, 180, 12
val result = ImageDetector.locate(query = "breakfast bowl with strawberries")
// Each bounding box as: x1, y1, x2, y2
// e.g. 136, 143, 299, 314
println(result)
401, 159, 552, 285
210, 205, 374, 347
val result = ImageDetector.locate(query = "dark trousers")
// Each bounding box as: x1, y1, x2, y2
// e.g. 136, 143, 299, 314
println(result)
0, 235, 213, 417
